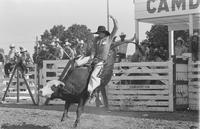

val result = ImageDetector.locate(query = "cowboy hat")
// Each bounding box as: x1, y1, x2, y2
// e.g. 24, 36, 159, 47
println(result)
65, 41, 71, 46
193, 32, 199, 37
176, 37, 184, 43
120, 32, 126, 36
177, 37, 183, 41
78, 40, 84, 44
9, 44, 15, 48
53, 37, 60, 43
55, 38, 60, 42
93, 26, 110, 35
51, 42, 56, 46
19, 46, 24, 49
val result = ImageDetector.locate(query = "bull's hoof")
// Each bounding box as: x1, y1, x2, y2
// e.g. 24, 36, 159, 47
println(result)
45, 103, 53, 106
73, 120, 79, 128
61, 116, 70, 122
73, 123, 78, 128
44, 98, 50, 105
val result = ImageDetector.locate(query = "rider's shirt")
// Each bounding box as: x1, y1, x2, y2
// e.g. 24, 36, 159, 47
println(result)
93, 36, 112, 62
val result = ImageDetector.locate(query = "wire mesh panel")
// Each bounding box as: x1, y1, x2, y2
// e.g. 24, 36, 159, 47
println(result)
188, 60, 200, 110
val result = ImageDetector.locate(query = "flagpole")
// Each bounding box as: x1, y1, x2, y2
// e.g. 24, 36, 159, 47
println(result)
35, 36, 40, 105
107, 0, 110, 31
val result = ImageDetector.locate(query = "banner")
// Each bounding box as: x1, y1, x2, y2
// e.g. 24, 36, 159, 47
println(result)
135, 0, 200, 19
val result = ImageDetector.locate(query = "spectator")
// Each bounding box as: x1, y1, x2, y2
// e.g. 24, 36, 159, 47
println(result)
16, 46, 30, 74
131, 42, 145, 62
63, 40, 71, 59
4, 44, 16, 77
36, 44, 48, 68
19, 46, 32, 64
76, 40, 86, 57
54, 38, 64, 59
49, 40, 62, 60
146, 44, 155, 61
190, 32, 199, 61
140, 41, 149, 61
175, 37, 188, 56
117, 32, 128, 61
154, 48, 163, 62
158, 46, 168, 61
131, 48, 142, 62
0, 48, 4, 64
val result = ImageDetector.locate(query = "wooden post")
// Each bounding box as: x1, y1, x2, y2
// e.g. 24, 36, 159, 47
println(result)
168, 27, 171, 59
135, 20, 139, 42
35, 36, 40, 105
168, 27, 174, 59
189, 14, 193, 36
168, 58, 174, 112
17, 68, 19, 103
22, 73, 36, 105
107, 0, 110, 31
189, 14, 194, 55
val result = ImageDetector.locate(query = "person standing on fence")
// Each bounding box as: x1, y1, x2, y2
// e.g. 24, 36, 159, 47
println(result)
35, 44, 48, 69
62, 39, 74, 59
18, 46, 33, 74
49, 40, 62, 60
0, 48, 4, 64
4, 44, 16, 77
19, 46, 32, 64
190, 32, 199, 61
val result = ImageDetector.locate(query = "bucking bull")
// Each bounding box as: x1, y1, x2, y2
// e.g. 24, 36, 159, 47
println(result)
39, 35, 135, 127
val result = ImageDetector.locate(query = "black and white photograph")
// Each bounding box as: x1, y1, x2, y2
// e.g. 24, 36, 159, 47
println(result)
0, 0, 199, 129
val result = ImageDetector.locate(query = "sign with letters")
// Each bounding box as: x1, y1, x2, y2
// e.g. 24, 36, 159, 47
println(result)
135, 0, 200, 19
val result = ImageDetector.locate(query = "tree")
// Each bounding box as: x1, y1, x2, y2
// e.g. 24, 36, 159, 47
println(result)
32, 24, 94, 67
146, 25, 169, 50
50, 25, 66, 43
65, 24, 94, 50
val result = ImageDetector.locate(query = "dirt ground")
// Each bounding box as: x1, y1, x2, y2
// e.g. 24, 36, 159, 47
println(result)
0, 101, 199, 129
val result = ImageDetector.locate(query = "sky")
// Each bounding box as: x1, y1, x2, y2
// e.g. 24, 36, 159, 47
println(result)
0, 0, 151, 55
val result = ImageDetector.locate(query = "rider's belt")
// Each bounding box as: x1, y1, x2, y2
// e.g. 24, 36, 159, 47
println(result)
93, 57, 105, 64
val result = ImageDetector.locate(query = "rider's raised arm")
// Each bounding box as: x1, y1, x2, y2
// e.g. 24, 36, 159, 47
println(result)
111, 34, 136, 49
109, 15, 118, 40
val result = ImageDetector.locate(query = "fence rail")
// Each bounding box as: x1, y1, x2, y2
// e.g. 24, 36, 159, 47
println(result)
40, 58, 199, 111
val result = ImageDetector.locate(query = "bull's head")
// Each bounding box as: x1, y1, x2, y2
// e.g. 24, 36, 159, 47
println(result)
39, 80, 65, 98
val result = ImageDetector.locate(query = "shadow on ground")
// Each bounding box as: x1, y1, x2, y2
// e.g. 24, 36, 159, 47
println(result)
0, 102, 198, 123
1, 123, 50, 129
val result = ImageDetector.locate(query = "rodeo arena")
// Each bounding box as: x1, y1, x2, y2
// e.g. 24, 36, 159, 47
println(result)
0, 0, 199, 129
